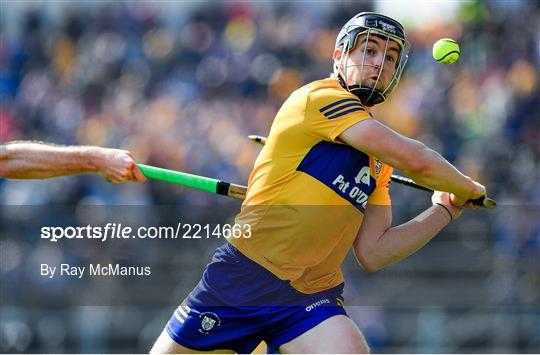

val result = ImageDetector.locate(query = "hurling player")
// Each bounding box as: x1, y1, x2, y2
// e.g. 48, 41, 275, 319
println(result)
152, 12, 486, 353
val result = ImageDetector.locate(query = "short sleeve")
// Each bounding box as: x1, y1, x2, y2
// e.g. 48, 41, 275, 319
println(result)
304, 86, 371, 142
368, 163, 393, 206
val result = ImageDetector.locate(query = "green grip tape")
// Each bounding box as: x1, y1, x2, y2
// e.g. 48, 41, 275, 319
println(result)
137, 164, 218, 194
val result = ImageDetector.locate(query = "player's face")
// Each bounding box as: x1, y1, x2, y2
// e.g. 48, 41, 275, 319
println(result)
342, 34, 400, 91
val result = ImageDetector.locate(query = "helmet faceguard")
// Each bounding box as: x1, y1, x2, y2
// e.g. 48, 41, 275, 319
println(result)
334, 12, 410, 106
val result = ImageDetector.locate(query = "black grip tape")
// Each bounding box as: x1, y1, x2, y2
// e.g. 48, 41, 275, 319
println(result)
216, 181, 231, 196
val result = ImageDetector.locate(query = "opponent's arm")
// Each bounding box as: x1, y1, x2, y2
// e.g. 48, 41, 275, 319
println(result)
0, 141, 146, 183
353, 192, 461, 273
339, 120, 484, 203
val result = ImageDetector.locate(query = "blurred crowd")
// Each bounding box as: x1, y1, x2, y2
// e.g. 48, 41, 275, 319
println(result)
1, 1, 539, 204
1, 0, 539, 353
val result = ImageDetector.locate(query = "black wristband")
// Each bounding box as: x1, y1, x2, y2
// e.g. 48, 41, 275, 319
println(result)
435, 203, 453, 222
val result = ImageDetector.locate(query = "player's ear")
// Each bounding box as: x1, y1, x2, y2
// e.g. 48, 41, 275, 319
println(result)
333, 47, 342, 62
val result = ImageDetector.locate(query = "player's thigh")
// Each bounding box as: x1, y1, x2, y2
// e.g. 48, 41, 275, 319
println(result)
150, 329, 235, 354
279, 314, 370, 354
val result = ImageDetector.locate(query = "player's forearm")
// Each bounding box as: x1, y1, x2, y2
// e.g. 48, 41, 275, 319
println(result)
0, 142, 101, 179
357, 205, 451, 272
403, 147, 475, 200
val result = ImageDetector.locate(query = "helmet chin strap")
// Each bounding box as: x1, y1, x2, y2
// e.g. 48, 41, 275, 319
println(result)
349, 86, 386, 106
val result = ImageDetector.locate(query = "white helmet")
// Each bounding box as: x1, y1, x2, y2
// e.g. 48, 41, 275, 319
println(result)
334, 12, 410, 106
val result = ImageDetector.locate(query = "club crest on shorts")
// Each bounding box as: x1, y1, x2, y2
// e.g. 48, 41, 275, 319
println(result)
198, 312, 220, 334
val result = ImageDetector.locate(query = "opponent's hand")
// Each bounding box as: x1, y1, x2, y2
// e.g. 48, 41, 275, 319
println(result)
94, 148, 146, 183
432, 191, 463, 220
450, 180, 486, 209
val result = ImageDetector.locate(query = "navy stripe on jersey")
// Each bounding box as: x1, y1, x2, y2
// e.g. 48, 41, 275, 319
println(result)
297, 141, 376, 212
319, 98, 364, 119
324, 102, 364, 117
326, 106, 365, 120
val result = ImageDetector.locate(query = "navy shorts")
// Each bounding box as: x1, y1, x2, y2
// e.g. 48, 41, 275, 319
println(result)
165, 243, 347, 353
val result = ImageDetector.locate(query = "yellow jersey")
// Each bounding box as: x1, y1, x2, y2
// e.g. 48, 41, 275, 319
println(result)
231, 78, 393, 294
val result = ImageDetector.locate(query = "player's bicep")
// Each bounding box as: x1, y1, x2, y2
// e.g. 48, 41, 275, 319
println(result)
338, 119, 426, 173
353, 204, 392, 271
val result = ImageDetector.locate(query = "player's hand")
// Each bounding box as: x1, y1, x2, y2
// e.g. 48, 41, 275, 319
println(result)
450, 180, 486, 209
94, 148, 147, 183
432, 191, 463, 220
